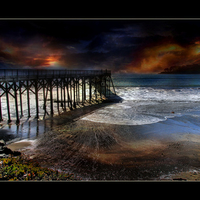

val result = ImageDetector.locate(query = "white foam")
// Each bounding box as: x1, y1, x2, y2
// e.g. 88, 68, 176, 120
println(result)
14, 139, 37, 144
81, 87, 200, 125
116, 87, 200, 101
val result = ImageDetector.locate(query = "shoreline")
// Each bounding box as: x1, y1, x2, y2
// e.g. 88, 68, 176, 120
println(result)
2, 100, 200, 180
20, 116, 200, 180
7, 139, 37, 152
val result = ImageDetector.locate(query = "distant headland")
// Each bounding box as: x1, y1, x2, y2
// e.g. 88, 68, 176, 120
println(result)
160, 64, 200, 74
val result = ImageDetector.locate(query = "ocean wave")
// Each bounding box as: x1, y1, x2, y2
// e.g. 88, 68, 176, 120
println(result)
81, 87, 200, 125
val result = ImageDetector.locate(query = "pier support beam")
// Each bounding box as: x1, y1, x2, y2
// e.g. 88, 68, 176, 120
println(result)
19, 81, 23, 118
43, 80, 47, 116
0, 93, 3, 121
35, 80, 39, 119
89, 77, 92, 102
70, 78, 73, 109
14, 82, 20, 124
26, 80, 31, 118
6, 82, 11, 124
82, 77, 84, 105
95, 77, 97, 100
0, 69, 115, 123
56, 79, 59, 113
63, 79, 66, 111
73, 78, 76, 108
60, 79, 63, 108
49, 80, 54, 116
77, 78, 80, 104
66, 78, 70, 109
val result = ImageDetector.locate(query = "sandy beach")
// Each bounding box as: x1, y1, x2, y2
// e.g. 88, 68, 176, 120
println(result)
7, 139, 37, 152
17, 102, 200, 180
2, 97, 200, 180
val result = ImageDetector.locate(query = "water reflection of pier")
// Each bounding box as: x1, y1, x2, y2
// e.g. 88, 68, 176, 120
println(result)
0, 69, 116, 124
1, 118, 52, 144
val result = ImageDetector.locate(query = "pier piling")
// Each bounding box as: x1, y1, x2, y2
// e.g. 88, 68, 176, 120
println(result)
26, 80, 31, 118
0, 69, 116, 123
6, 82, 11, 124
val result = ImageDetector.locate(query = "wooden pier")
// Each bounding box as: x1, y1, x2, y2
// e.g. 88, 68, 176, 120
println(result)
0, 69, 116, 124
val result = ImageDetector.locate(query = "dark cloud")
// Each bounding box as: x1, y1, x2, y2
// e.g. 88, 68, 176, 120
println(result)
1, 19, 200, 73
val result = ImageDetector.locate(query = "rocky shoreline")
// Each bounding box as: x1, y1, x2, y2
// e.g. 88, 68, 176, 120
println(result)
0, 142, 77, 181
0, 140, 21, 158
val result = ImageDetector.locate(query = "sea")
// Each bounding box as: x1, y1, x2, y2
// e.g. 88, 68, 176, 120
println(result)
82, 74, 200, 129
2, 73, 200, 142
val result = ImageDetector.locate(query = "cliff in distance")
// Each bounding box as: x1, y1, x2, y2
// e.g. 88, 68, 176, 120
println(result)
160, 64, 200, 74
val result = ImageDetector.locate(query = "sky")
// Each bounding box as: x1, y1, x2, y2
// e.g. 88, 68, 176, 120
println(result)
1, 19, 200, 73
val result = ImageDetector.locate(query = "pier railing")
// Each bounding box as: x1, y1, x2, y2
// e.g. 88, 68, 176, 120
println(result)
0, 69, 111, 81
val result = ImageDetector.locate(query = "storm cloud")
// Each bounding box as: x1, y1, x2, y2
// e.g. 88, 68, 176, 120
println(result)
1, 19, 200, 73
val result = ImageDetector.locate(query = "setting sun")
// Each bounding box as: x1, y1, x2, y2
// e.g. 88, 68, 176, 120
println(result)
45, 56, 61, 67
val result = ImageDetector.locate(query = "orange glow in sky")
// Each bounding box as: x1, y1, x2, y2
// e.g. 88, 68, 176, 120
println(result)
126, 42, 200, 73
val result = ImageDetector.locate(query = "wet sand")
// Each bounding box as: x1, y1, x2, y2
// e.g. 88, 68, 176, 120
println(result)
7, 139, 37, 152
4, 99, 200, 180
22, 110, 200, 180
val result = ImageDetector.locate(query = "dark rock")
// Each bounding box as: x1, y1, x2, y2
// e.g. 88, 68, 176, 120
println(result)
13, 151, 21, 156
0, 142, 5, 149
173, 178, 187, 181
0, 146, 21, 157
2, 147, 13, 155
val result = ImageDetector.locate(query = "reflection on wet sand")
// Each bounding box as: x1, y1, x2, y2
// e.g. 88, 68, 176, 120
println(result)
0, 118, 50, 144
2, 100, 200, 180
0, 97, 120, 144
27, 117, 200, 180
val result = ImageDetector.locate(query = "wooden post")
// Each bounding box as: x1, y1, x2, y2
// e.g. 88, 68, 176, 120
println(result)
60, 79, 63, 108
49, 80, 53, 115
69, 78, 73, 110
108, 76, 111, 96
63, 79, 66, 111
110, 77, 116, 95
6, 82, 11, 123
73, 78, 76, 108
14, 81, 20, 124
19, 81, 23, 118
0, 70, 116, 124
77, 78, 80, 104
95, 77, 97, 100
75, 78, 78, 104
82, 77, 84, 105
27, 80, 31, 118
0, 91, 3, 121
43, 79, 46, 115
66, 78, 70, 108
56, 79, 59, 114
89, 77, 92, 102
35, 80, 39, 119
84, 78, 86, 101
